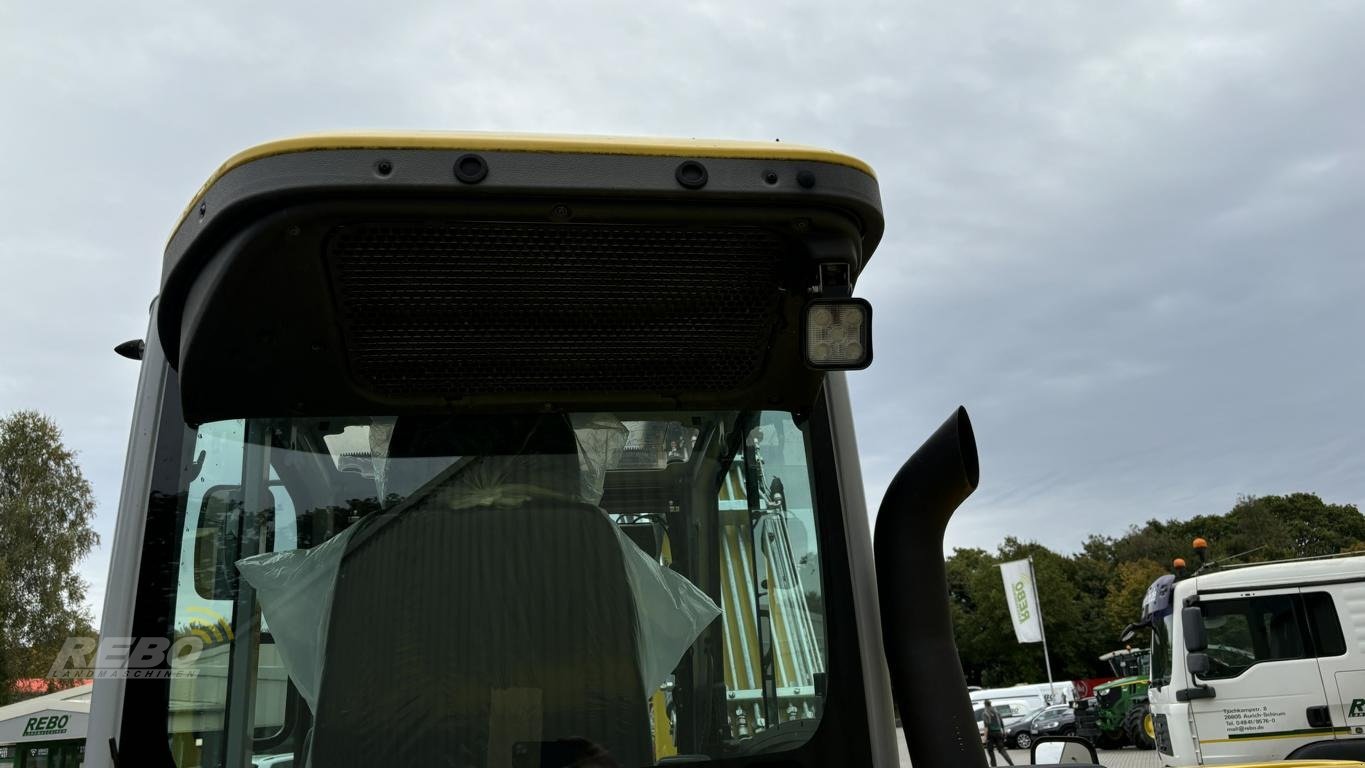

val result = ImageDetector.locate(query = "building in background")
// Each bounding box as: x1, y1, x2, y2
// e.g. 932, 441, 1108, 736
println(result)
0, 684, 91, 768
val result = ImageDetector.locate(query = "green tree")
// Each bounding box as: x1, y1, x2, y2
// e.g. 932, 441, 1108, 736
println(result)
1098, 494, 1364, 568
947, 493, 1363, 686
0, 411, 99, 704
947, 539, 1115, 686
1102, 558, 1167, 641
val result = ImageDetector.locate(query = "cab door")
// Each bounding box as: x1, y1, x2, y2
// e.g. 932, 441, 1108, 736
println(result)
1186, 588, 1330, 763
1303, 583, 1365, 737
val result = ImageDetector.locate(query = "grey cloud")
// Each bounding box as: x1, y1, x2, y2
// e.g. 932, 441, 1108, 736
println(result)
849, 3, 1365, 550
2, 1, 1362, 620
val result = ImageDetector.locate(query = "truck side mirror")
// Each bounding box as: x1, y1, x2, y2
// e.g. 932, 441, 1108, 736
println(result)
1119, 622, 1139, 643
1031, 736, 1098, 765
193, 486, 245, 600
1181, 605, 1206, 652
1187, 652, 1211, 676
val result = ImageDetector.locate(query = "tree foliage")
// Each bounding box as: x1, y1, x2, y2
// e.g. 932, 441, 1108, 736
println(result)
0, 411, 99, 704
1101, 559, 1167, 640
947, 493, 1363, 684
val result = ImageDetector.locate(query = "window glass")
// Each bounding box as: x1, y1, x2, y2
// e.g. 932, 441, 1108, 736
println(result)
1150, 614, 1173, 687
719, 412, 824, 735
169, 420, 299, 768
1260, 599, 1305, 658
321, 424, 374, 475
157, 411, 825, 767
1304, 592, 1347, 656
1198, 594, 1309, 678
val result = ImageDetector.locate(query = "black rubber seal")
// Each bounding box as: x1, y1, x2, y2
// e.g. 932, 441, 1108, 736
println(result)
675, 160, 708, 189
453, 154, 489, 184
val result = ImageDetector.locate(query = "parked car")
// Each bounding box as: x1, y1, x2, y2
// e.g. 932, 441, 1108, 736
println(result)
1002, 707, 1045, 750
1028, 703, 1078, 744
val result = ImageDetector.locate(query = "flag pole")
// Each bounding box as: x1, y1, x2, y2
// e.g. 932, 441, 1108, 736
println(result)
1028, 555, 1055, 695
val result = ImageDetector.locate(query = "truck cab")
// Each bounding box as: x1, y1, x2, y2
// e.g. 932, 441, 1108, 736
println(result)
1142, 556, 1365, 765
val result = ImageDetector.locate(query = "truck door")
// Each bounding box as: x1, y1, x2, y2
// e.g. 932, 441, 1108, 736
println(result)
1186, 588, 1330, 762
1303, 584, 1364, 738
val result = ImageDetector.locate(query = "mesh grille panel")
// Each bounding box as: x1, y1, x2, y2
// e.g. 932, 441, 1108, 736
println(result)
327, 221, 787, 396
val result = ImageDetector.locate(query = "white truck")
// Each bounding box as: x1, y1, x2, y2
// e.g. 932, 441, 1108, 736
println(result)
1134, 554, 1365, 765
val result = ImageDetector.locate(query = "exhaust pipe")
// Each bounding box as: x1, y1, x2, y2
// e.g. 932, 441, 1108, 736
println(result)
874, 407, 983, 768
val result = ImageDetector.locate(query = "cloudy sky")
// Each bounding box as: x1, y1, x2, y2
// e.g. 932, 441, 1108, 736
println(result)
3, 1, 1363, 622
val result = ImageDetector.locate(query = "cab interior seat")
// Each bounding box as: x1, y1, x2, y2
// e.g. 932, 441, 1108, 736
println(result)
309, 414, 654, 768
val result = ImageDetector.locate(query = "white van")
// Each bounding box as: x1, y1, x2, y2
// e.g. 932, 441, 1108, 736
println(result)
969, 682, 1072, 712
972, 699, 1039, 725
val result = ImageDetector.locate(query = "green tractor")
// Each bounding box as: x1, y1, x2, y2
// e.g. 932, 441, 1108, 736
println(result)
1093, 648, 1155, 750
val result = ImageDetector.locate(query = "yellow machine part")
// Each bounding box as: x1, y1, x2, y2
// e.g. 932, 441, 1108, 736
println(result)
651, 534, 678, 759
1205, 763, 1364, 768
652, 459, 826, 753
719, 469, 763, 733
175, 131, 875, 237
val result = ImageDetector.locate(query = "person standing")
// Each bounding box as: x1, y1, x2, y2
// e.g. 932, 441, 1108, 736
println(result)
982, 700, 1014, 767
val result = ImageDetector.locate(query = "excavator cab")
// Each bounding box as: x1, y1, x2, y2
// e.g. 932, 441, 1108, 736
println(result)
89, 134, 984, 768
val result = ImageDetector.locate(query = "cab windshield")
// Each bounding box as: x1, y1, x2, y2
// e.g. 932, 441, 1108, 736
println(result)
155, 410, 828, 768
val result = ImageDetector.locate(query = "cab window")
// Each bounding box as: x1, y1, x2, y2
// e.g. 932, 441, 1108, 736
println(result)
1304, 592, 1346, 657
1198, 594, 1313, 678
156, 410, 829, 768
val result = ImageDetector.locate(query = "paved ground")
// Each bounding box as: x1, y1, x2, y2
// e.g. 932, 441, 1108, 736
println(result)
895, 729, 1163, 767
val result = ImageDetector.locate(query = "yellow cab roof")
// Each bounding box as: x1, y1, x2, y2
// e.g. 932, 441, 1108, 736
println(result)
177, 131, 876, 234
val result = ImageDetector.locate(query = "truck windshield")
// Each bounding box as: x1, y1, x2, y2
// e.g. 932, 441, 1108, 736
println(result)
152, 410, 828, 768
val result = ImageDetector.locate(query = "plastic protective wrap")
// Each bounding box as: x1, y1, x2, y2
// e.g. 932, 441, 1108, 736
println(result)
570, 412, 628, 505
612, 522, 721, 697
236, 412, 719, 721
235, 527, 353, 712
